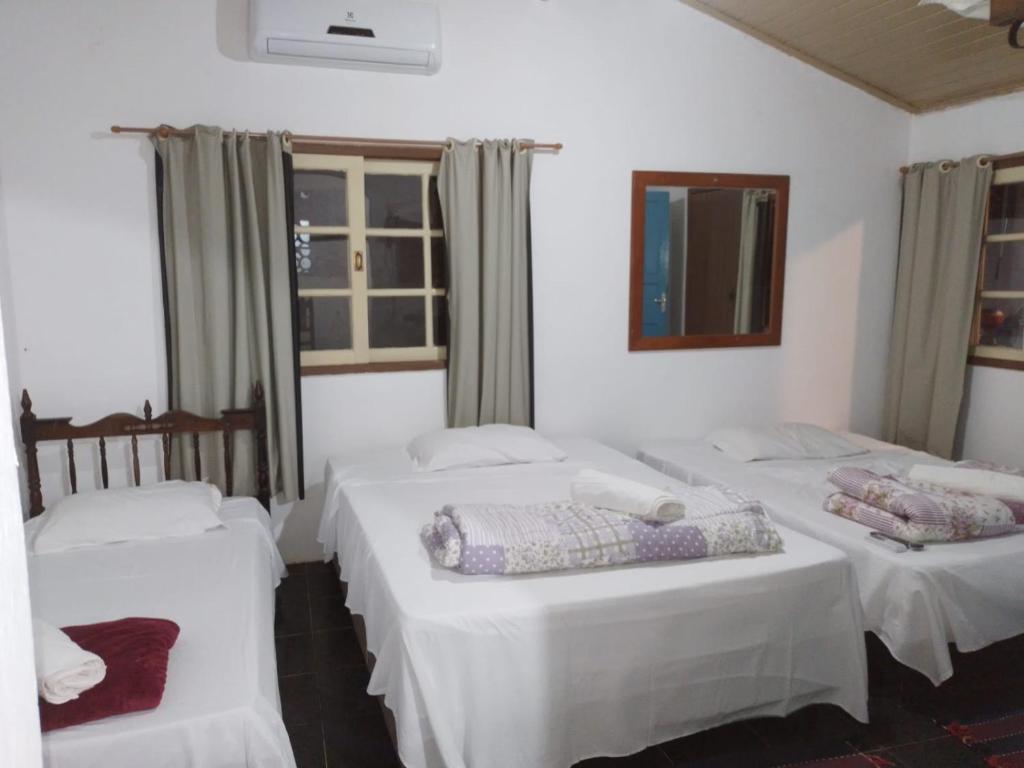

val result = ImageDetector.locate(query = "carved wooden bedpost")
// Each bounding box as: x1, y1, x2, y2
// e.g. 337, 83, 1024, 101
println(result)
253, 382, 271, 511
20, 389, 44, 517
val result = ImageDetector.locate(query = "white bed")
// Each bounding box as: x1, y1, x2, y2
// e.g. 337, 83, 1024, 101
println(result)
26, 497, 296, 768
637, 436, 1024, 686
317, 437, 869, 768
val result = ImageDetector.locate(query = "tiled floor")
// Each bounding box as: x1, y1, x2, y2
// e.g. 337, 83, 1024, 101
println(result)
276, 562, 1024, 768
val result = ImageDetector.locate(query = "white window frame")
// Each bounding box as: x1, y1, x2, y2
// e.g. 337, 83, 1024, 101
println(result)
294, 154, 447, 371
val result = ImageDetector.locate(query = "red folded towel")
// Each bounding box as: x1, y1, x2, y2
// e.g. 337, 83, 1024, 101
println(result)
39, 617, 180, 732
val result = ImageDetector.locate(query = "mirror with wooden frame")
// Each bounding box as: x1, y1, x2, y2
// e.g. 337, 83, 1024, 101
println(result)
628, 171, 789, 351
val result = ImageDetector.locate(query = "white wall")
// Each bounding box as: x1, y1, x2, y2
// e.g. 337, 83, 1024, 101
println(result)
909, 91, 1024, 469
0, 0, 911, 561
0, 226, 43, 764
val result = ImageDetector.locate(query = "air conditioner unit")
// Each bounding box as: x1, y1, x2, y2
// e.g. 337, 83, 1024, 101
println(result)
249, 0, 442, 75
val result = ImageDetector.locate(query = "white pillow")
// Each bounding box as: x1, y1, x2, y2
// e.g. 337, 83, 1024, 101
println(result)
707, 423, 867, 462
407, 424, 567, 472
32, 480, 224, 554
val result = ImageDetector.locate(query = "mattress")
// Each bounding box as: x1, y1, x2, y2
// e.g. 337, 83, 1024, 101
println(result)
26, 498, 295, 768
637, 436, 1024, 686
317, 437, 869, 768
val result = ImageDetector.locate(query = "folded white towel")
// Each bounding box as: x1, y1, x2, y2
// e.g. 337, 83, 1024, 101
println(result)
908, 465, 1024, 502
33, 619, 107, 704
570, 469, 686, 523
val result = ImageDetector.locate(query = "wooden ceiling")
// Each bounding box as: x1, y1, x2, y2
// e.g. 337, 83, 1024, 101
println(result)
679, 0, 1024, 113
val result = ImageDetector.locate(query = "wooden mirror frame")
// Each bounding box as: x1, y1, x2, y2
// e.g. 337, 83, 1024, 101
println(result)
628, 170, 790, 351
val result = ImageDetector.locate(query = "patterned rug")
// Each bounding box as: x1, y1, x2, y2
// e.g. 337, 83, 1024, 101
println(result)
946, 709, 1024, 767
772, 755, 893, 767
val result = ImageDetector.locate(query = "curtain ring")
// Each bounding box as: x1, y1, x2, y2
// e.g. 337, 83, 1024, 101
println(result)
156, 124, 173, 140
444, 138, 455, 151
939, 160, 953, 173
978, 156, 992, 168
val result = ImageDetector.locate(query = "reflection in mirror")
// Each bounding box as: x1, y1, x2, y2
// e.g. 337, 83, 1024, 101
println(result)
642, 186, 775, 336
630, 172, 789, 351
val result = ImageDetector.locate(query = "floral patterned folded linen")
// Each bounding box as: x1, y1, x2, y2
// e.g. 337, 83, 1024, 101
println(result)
942, 462, 1024, 524
827, 467, 953, 526
824, 493, 1014, 543
957, 460, 1024, 477
422, 500, 783, 576
824, 467, 1017, 542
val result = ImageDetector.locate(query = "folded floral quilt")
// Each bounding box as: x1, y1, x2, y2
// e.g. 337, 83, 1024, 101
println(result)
825, 467, 1016, 542
422, 500, 783, 576
951, 461, 1024, 524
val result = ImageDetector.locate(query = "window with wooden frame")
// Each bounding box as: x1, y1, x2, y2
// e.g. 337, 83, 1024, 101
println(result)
292, 153, 447, 374
971, 158, 1024, 372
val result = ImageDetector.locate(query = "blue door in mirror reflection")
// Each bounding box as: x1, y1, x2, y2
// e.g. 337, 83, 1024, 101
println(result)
642, 190, 671, 337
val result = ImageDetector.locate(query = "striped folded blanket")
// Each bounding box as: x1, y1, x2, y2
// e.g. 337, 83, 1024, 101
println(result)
824, 467, 1016, 543
422, 500, 783, 576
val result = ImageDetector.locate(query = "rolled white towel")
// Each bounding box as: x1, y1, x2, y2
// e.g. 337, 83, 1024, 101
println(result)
33, 619, 107, 704
908, 465, 1024, 502
571, 469, 685, 523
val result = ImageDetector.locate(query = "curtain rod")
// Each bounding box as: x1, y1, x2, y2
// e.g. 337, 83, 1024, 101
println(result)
110, 125, 563, 152
898, 149, 1024, 175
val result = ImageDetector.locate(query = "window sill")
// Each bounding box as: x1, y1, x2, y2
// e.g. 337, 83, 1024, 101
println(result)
968, 355, 1024, 372
301, 360, 446, 376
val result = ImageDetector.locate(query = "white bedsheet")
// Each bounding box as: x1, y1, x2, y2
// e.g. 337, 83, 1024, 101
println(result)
317, 438, 868, 768
26, 498, 295, 768
637, 438, 1024, 685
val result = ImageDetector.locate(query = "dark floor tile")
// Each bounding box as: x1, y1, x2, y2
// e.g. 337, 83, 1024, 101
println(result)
308, 561, 343, 598
312, 628, 365, 674
747, 705, 865, 748
660, 720, 763, 765
573, 745, 673, 767
311, 594, 349, 631
847, 695, 945, 750
323, 710, 401, 768
276, 585, 312, 637
286, 721, 326, 768
280, 673, 320, 726
277, 633, 315, 677
317, 664, 377, 718
882, 736, 990, 767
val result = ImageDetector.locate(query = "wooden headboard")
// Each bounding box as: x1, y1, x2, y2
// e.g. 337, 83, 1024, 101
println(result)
19, 383, 270, 517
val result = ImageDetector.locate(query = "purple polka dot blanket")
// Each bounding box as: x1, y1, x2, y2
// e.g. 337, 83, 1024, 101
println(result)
421, 499, 783, 576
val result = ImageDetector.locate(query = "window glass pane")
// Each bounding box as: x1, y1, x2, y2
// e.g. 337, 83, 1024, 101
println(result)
983, 240, 1024, 292
365, 175, 422, 228
368, 297, 426, 348
294, 170, 347, 227
433, 296, 448, 347
298, 296, 351, 351
988, 182, 1024, 235
367, 237, 425, 289
428, 176, 443, 230
977, 298, 1024, 350
295, 235, 349, 290
431, 236, 446, 289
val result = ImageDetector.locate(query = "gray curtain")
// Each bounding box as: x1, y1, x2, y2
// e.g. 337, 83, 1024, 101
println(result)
734, 189, 760, 334
153, 125, 300, 501
884, 157, 992, 458
438, 139, 533, 428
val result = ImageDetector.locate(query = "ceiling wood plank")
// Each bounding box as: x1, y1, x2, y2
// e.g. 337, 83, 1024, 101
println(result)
677, 0, 1024, 113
